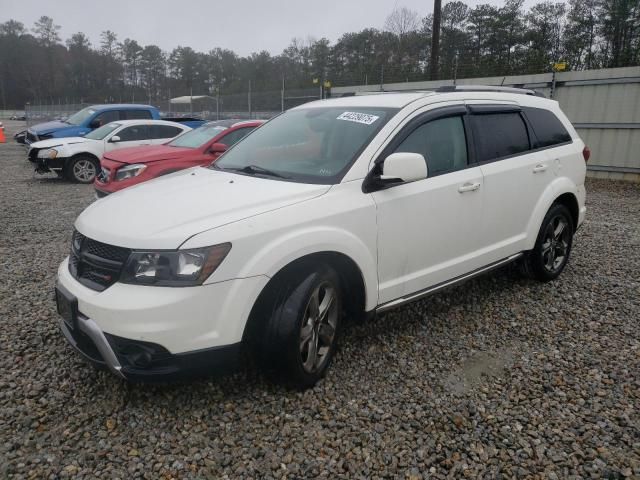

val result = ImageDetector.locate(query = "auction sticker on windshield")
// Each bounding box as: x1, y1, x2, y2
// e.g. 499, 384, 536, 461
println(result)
337, 112, 380, 125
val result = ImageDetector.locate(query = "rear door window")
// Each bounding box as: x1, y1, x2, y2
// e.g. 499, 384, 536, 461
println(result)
523, 107, 572, 147
121, 110, 152, 120
117, 125, 150, 141
471, 112, 530, 162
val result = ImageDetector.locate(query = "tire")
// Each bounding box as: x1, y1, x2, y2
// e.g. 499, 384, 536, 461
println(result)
252, 264, 342, 389
522, 203, 574, 282
66, 155, 99, 184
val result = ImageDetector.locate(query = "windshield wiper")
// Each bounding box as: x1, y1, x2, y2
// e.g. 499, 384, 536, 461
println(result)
226, 164, 290, 179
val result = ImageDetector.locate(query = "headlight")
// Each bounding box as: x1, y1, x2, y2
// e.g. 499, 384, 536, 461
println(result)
120, 243, 231, 286
37, 148, 58, 159
115, 163, 147, 181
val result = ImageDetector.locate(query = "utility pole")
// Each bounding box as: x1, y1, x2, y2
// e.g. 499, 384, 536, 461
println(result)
281, 74, 285, 111
248, 80, 252, 119
431, 0, 442, 81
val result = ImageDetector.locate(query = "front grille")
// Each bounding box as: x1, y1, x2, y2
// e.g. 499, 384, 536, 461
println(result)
97, 167, 111, 183
26, 131, 38, 144
28, 148, 39, 162
69, 230, 131, 291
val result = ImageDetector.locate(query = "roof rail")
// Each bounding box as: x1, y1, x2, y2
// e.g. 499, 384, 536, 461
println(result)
435, 85, 544, 97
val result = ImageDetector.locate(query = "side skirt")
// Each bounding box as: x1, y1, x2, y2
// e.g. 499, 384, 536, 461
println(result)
376, 253, 524, 314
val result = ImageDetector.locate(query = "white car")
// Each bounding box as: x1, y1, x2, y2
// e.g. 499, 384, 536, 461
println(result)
28, 120, 191, 183
55, 86, 588, 387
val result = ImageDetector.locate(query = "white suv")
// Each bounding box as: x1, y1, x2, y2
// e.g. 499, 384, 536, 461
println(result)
55, 87, 587, 387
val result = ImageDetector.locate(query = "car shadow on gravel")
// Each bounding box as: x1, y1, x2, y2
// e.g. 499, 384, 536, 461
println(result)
95, 263, 536, 402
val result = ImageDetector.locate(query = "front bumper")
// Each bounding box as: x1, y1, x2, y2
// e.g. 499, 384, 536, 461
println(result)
59, 315, 242, 381
94, 188, 110, 199
56, 257, 269, 380
28, 151, 66, 171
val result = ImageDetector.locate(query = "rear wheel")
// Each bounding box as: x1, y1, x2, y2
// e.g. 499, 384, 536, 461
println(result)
252, 264, 342, 388
522, 203, 574, 281
66, 155, 99, 184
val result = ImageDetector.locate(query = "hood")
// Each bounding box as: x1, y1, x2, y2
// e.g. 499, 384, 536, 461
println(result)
29, 120, 73, 135
76, 168, 331, 249
29, 137, 88, 149
104, 145, 194, 165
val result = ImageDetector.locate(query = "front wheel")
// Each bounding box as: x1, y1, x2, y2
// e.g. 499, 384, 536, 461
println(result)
255, 265, 342, 388
66, 156, 99, 184
522, 203, 574, 281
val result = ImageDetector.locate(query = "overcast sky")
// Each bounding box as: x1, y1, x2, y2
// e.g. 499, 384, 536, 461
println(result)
4, 0, 544, 56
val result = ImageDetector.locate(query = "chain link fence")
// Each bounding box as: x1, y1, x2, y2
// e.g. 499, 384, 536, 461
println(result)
24, 88, 323, 126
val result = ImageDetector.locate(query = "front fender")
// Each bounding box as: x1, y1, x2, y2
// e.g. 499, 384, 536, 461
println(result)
227, 226, 379, 311
525, 177, 578, 250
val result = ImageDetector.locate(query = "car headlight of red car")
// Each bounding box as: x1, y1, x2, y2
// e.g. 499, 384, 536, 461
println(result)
115, 163, 147, 181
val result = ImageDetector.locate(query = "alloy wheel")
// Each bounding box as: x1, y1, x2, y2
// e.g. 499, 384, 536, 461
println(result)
299, 281, 338, 373
73, 159, 97, 182
541, 215, 570, 273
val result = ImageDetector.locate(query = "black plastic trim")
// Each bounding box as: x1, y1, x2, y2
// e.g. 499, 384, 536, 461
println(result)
467, 104, 522, 114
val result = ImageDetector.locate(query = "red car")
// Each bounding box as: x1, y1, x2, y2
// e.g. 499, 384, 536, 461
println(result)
94, 119, 263, 196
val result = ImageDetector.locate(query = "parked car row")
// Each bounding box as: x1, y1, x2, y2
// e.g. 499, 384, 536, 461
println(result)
94, 119, 261, 196
26, 113, 262, 185
15, 103, 205, 145
53, 87, 588, 388
28, 120, 192, 183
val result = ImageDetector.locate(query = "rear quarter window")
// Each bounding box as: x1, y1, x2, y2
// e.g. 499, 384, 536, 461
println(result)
523, 107, 572, 148
152, 125, 183, 139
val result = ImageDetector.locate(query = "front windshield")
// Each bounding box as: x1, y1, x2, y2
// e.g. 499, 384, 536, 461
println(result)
168, 124, 227, 148
84, 122, 121, 140
66, 107, 96, 126
213, 107, 397, 184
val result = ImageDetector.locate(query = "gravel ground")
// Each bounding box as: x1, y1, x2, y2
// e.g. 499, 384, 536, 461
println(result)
1, 119, 639, 479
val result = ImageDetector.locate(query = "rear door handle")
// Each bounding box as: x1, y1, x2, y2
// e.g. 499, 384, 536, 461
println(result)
458, 182, 481, 193
533, 164, 548, 173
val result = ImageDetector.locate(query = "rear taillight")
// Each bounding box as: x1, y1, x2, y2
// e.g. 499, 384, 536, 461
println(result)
582, 146, 591, 163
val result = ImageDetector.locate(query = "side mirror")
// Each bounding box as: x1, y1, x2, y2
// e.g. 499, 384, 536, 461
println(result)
209, 142, 227, 154
381, 152, 428, 183
109, 135, 121, 143
89, 119, 101, 129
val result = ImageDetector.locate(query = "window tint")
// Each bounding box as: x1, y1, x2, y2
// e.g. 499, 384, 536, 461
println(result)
218, 127, 255, 146
471, 112, 530, 162
93, 110, 119, 127
122, 109, 152, 120
523, 107, 571, 148
117, 125, 150, 141
394, 116, 468, 176
152, 125, 183, 139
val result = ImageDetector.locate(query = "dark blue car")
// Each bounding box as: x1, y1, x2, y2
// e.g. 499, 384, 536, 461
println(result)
21, 104, 205, 145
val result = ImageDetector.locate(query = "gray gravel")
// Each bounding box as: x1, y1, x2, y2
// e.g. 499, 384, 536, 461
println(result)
1, 118, 639, 479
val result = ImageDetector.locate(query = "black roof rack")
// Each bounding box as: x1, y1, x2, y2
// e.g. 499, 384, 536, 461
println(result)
435, 85, 545, 97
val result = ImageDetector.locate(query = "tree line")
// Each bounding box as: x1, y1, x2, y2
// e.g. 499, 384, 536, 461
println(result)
1, 0, 639, 109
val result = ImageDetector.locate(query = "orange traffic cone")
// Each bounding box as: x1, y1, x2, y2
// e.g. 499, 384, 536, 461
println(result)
0, 127, 6, 143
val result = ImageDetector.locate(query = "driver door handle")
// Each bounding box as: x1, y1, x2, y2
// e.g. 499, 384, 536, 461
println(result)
458, 182, 481, 193
533, 164, 548, 173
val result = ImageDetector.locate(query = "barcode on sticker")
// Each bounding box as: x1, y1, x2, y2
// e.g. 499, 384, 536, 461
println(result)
336, 112, 380, 125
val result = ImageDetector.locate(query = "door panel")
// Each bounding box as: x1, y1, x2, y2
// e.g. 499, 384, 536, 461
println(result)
105, 125, 151, 152
471, 109, 551, 261
478, 151, 551, 261
373, 167, 485, 303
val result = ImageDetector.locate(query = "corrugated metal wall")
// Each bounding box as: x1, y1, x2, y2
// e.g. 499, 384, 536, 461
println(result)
333, 67, 640, 181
